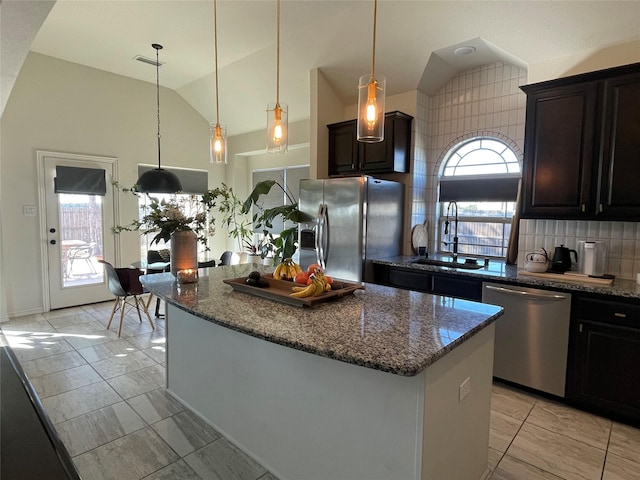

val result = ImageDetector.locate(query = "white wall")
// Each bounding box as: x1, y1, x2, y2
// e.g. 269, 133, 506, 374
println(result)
0, 53, 212, 317
528, 39, 640, 84
420, 62, 528, 257
310, 68, 345, 180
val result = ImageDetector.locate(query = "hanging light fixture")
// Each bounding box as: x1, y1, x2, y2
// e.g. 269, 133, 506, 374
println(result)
266, 0, 287, 153
357, 0, 385, 143
136, 44, 182, 193
210, 0, 227, 164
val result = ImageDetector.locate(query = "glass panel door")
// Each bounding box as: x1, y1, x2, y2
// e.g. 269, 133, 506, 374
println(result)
58, 193, 104, 288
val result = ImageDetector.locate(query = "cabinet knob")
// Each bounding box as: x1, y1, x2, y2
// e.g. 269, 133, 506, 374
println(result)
614, 312, 627, 318
581, 204, 586, 212
599, 204, 603, 213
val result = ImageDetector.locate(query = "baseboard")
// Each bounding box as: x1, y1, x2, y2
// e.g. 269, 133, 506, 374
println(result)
2, 307, 45, 322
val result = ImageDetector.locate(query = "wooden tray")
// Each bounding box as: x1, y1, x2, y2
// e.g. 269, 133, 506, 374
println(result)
223, 274, 364, 307
518, 270, 614, 285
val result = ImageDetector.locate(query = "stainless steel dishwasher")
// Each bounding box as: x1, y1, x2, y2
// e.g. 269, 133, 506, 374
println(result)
482, 283, 571, 397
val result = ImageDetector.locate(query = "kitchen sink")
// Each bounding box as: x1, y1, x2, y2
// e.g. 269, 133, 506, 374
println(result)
413, 258, 484, 270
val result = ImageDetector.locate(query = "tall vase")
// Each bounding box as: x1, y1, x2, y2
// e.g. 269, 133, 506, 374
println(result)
170, 230, 198, 283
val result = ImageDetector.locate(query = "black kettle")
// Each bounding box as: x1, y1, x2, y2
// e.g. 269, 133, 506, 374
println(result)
550, 245, 578, 272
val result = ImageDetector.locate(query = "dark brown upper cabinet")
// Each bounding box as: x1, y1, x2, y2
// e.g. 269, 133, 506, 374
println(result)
327, 111, 413, 176
520, 63, 640, 220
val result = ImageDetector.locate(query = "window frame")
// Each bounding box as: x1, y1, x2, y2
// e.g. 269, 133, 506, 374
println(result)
437, 137, 521, 259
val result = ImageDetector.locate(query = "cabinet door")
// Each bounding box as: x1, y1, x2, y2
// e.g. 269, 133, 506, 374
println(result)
328, 122, 358, 176
388, 268, 432, 293
521, 82, 599, 218
568, 319, 640, 423
360, 113, 411, 173
598, 73, 640, 219
432, 274, 482, 301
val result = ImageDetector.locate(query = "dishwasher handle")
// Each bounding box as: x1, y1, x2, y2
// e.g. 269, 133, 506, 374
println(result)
484, 284, 568, 301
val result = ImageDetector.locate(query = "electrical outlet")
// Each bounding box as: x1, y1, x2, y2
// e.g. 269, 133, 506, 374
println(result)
459, 377, 471, 402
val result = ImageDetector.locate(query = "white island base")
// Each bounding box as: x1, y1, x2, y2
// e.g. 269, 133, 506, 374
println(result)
166, 304, 495, 480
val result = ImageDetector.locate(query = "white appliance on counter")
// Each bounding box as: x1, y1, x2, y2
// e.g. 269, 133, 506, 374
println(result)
482, 283, 572, 397
577, 240, 608, 276
298, 176, 404, 282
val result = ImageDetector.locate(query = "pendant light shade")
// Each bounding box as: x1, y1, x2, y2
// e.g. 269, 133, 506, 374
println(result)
210, 122, 227, 164
267, 102, 288, 153
357, 0, 385, 143
137, 43, 182, 193
210, 0, 227, 164
267, 0, 288, 153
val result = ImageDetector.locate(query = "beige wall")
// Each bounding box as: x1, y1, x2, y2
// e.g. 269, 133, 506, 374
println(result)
528, 39, 640, 84
0, 53, 212, 317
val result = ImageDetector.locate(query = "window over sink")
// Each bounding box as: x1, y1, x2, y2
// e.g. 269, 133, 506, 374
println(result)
438, 137, 521, 258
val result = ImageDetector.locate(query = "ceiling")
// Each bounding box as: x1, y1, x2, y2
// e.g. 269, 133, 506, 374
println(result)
24, 0, 640, 137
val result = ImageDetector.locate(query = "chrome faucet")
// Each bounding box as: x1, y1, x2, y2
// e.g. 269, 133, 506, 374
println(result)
443, 201, 459, 261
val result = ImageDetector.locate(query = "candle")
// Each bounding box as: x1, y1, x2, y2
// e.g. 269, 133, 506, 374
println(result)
176, 268, 198, 284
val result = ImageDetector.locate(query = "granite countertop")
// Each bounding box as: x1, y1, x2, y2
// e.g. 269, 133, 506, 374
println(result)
141, 264, 503, 377
374, 255, 640, 300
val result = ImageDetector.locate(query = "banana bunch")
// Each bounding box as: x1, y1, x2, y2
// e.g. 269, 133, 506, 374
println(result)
290, 270, 331, 298
273, 258, 302, 281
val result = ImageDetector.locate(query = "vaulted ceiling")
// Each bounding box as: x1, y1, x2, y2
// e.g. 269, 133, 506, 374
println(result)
11, 1, 640, 136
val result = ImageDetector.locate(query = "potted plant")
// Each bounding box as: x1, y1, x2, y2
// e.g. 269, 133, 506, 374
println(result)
207, 183, 255, 261
113, 182, 220, 275
242, 180, 312, 265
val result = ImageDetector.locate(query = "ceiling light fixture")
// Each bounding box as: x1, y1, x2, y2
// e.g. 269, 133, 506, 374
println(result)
210, 0, 227, 164
136, 44, 182, 193
454, 46, 476, 56
266, 0, 287, 154
357, 0, 385, 143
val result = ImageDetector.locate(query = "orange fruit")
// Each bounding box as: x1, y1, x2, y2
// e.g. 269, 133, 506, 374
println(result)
307, 263, 322, 274
294, 271, 309, 284
325, 275, 333, 284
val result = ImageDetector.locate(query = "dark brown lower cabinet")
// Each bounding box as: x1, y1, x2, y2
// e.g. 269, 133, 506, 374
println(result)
374, 265, 483, 301
566, 297, 640, 426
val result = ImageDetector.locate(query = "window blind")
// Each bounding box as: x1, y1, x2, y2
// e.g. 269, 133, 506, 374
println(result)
439, 176, 520, 202
54, 166, 107, 196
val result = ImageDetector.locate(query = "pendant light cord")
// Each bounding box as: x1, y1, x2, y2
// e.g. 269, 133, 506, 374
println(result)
214, 0, 220, 125
155, 44, 162, 170
276, 0, 280, 105
371, 0, 377, 79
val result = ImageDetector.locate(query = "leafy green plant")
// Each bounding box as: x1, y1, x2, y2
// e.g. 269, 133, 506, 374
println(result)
207, 183, 254, 253
242, 180, 312, 264
112, 182, 219, 249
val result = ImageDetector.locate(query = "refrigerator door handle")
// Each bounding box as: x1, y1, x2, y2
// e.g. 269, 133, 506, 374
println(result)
315, 204, 324, 267
321, 205, 329, 268
315, 204, 328, 269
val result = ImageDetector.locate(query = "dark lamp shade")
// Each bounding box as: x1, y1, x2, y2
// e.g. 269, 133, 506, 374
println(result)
136, 168, 182, 193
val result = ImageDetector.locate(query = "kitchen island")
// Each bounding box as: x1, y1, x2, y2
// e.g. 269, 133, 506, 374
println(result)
141, 264, 503, 480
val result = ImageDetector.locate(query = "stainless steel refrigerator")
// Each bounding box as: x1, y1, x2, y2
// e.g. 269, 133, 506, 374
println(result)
298, 176, 404, 282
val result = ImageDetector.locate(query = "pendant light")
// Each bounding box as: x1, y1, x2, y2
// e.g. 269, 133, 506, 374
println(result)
210, 0, 227, 164
357, 0, 385, 143
266, 0, 288, 154
136, 43, 182, 193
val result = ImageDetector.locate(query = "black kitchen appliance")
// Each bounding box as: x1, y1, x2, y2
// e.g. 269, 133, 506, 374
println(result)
550, 245, 578, 272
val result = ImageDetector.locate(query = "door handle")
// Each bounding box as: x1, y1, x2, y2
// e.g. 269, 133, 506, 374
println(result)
484, 284, 567, 300
50, 239, 57, 245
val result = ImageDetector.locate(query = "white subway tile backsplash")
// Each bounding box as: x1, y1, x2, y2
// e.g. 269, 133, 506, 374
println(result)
622, 239, 636, 258
609, 238, 623, 257
623, 222, 637, 239
610, 221, 624, 238
576, 221, 588, 237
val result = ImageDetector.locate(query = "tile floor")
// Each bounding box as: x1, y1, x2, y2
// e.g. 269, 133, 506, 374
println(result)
3, 301, 640, 480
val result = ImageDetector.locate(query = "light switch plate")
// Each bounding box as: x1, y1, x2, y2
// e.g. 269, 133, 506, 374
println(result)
459, 377, 471, 402
23, 205, 37, 216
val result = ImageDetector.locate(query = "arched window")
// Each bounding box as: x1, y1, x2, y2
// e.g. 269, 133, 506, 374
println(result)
438, 137, 521, 259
